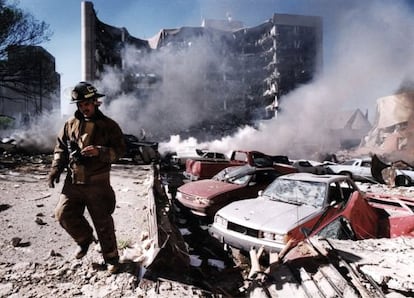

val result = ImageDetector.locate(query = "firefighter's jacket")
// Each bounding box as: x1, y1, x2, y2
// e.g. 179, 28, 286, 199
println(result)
51, 109, 126, 184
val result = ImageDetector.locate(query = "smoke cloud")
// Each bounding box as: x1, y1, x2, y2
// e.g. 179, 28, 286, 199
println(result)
102, 36, 239, 140
157, 1, 414, 159
6, 109, 65, 153
5, 1, 414, 160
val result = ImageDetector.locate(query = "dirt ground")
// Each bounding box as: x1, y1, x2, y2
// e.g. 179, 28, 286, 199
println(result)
2, 157, 414, 298
0, 159, 224, 297
0, 161, 144, 296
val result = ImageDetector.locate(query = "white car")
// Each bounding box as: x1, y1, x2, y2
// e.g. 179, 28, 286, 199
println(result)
172, 149, 228, 169
326, 158, 374, 181
209, 173, 361, 253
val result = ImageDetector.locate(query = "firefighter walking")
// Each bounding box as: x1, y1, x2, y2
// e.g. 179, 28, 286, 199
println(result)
48, 81, 126, 273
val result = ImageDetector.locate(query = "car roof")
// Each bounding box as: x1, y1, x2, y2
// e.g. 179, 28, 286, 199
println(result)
224, 165, 276, 175
347, 157, 371, 162
279, 172, 349, 183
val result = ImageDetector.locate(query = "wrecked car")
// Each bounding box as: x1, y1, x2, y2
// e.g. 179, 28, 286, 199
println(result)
192, 149, 228, 162
371, 154, 414, 186
209, 172, 414, 254
122, 134, 160, 164
176, 165, 282, 218
184, 150, 296, 181
325, 157, 375, 182
290, 159, 333, 175
180, 149, 229, 171
0, 137, 17, 154
170, 148, 227, 170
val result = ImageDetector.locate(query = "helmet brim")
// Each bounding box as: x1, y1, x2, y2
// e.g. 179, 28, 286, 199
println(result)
70, 93, 105, 104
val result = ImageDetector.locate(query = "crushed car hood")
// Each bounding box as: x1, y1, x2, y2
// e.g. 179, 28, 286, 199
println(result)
217, 196, 319, 233
178, 179, 242, 199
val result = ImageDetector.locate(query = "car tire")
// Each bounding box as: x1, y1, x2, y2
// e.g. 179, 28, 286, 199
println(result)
132, 152, 143, 164
140, 148, 152, 164
147, 147, 160, 163
339, 171, 353, 179
395, 175, 412, 186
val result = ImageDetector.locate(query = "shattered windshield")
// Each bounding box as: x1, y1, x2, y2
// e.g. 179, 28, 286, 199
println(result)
263, 179, 326, 207
213, 168, 233, 181
212, 166, 254, 185
227, 173, 252, 185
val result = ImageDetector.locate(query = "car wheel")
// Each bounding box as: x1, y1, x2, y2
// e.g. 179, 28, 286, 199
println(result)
147, 147, 160, 163
132, 152, 143, 164
140, 147, 152, 164
395, 175, 412, 186
339, 171, 353, 179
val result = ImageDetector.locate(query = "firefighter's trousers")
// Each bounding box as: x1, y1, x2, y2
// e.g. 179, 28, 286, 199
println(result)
55, 176, 118, 262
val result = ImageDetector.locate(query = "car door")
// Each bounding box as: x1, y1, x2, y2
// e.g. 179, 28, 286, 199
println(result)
359, 160, 372, 178
296, 180, 357, 240
253, 170, 281, 188
231, 169, 281, 201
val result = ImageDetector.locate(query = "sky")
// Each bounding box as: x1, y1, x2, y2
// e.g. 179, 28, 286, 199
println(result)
16, 0, 402, 112
15, 0, 339, 100
11, 0, 414, 158
18, 0, 326, 97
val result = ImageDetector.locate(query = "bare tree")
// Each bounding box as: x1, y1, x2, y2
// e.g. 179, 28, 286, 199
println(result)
0, 0, 52, 60
0, 0, 54, 115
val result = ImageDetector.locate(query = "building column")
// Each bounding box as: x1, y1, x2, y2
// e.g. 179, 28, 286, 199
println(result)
81, 1, 96, 82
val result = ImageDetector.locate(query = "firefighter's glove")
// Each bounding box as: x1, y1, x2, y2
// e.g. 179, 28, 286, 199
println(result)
48, 167, 62, 188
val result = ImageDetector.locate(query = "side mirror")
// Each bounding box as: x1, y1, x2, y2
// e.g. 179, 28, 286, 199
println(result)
258, 190, 263, 196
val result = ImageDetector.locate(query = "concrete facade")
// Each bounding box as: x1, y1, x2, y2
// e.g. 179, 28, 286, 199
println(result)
80, 1, 322, 141
82, 2, 322, 119
0, 45, 60, 127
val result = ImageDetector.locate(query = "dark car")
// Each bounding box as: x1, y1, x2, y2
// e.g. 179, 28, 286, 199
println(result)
291, 159, 332, 175
176, 165, 283, 218
122, 134, 160, 164
0, 137, 17, 154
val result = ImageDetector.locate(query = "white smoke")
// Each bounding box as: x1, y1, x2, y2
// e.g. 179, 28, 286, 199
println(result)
7, 109, 65, 153
100, 37, 234, 139
159, 1, 414, 159
6, 1, 414, 159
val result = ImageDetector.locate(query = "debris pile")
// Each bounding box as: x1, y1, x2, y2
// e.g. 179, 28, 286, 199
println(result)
359, 92, 414, 163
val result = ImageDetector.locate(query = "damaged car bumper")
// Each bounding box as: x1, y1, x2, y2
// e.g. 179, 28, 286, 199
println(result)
209, 220, 286, 253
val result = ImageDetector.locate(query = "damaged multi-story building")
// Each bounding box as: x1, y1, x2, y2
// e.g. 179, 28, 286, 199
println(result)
330, 109, 372, 149
360, 92, 414, 163
0, 46, 60, 128
82, 1, 322, 140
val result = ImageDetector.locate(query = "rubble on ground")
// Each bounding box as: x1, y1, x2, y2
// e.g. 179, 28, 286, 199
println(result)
1, 152, 414, 297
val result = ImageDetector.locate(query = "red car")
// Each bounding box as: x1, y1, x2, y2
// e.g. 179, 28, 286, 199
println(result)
176, 165, 283, 218
209, 173, 414, 254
